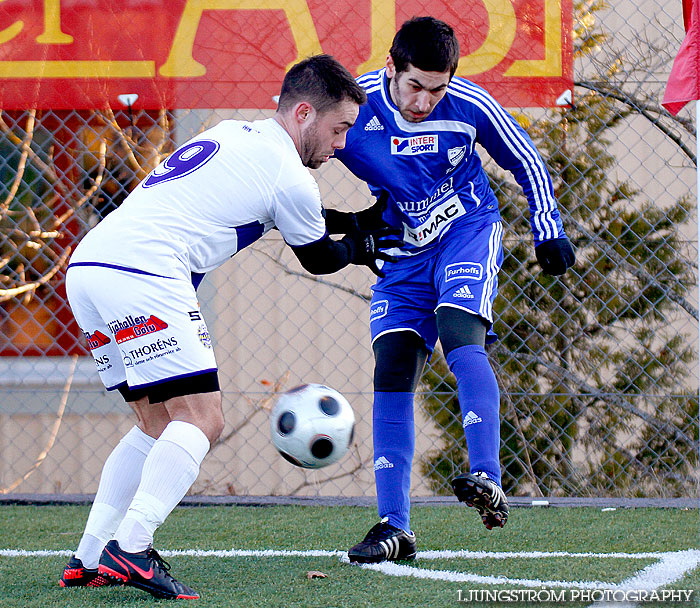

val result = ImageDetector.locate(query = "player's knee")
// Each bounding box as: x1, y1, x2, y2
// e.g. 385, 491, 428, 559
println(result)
128, 398, 170, 438
436, 306, 489, 354
207, 409, 225, 444
165, 392, 224, 445
373, 332, 429, 392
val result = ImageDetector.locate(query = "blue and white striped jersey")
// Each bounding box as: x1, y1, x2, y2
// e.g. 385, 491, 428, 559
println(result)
334, 68, 565, 255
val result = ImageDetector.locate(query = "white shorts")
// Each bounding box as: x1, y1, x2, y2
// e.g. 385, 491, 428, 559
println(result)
66, 263, 217, 393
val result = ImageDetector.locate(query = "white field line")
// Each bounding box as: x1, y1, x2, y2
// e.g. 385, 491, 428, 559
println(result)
1, 547, 698, 596
0, 548, 675, 559
586, 550, 700, 608
342, 549, 700, 592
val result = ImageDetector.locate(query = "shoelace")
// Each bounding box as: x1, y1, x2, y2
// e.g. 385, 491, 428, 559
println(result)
147, 548, 174, 580
364, 522, 397, 543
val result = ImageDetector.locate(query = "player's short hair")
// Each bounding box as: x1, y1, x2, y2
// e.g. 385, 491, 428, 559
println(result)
277, 54, 366, 114
390, 16, 460, 77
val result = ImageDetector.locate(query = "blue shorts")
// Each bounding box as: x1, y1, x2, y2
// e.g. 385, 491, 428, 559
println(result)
369, 220, 503, 352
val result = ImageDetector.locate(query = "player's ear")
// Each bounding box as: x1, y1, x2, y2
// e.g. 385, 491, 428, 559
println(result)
385, 55, 396, 78
293, 102, 314, 125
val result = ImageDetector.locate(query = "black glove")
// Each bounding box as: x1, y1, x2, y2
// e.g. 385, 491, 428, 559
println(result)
355, 191, 390, 231
535, 237, 575, 275
341, 217, 403, 278
324, 191, 391, 234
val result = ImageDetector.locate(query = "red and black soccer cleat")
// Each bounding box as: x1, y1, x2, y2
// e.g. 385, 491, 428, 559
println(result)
98, 539, 199, 600
59, 555, 114, 588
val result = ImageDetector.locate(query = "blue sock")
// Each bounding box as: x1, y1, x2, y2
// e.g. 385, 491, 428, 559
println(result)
373, 391, 415, 532
446, 344, 502, 486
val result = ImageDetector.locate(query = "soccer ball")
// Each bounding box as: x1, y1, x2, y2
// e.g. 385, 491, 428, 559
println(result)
270, 384, 355, 469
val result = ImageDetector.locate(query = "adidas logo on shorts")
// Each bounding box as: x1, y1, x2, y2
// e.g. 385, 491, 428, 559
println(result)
463, 410, 483, 427
374, 456, 394, 470
364, 116, 384, 131
453, 285, 474, 299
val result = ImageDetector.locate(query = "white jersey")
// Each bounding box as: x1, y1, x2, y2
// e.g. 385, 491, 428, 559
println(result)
71, 118, 327, 280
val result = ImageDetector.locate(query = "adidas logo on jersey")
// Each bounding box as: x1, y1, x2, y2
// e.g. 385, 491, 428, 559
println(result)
364, 116, 384, 131
463, 410, 483, 427
452, 285, 474, 299
374, 456, 394, 470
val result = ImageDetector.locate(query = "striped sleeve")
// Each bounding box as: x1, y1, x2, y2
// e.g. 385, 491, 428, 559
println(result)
356, 70, 384, 94
447, 79, 564, 244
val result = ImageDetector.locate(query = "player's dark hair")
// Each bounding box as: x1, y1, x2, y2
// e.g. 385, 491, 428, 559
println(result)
390, 16, 460, 77
277, 54, 366, 114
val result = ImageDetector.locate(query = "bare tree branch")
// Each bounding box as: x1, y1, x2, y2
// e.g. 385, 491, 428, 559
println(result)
492, 345, 697, 449
576, 80, 696, 163
53, 138, 107, 227
252, 243, 372, 301
499, 180, 699, 320
1, 110, 36, 217
0, 355, 78, 494
0, 247, 71, 303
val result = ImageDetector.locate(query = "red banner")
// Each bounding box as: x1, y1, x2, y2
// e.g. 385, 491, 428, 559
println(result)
0, 0, 572, 109
663, 0, 700, 115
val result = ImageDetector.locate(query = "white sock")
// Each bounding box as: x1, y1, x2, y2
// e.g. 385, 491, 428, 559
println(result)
114, 421, 210, 553
75, 426, 156, 568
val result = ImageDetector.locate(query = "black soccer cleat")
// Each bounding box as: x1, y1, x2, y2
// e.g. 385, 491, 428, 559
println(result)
98, 539, 199, 600
59, 555, 114, 588
452, 471, 509, 530
348, 517, 417, 564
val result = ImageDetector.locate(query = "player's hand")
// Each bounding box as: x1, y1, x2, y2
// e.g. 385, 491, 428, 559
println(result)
342, 217, 403, 278
535, 236, 575, 275
355, 191, 391, 231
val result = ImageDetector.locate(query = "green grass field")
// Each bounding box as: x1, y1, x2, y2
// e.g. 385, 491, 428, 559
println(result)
0, 504, 698, 607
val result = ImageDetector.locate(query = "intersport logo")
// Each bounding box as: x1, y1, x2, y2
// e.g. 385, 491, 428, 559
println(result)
390, 134, 438, 155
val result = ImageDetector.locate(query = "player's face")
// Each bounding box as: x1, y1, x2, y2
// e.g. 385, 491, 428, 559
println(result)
386, 58, 451, 123
301, 101, 359, 169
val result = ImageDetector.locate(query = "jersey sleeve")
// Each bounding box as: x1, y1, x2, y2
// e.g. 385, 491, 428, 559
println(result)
271, 176, 328, 247
469, 86, 565, 245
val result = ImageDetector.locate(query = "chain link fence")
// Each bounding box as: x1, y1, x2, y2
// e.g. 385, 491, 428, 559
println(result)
0, 1, 697, 499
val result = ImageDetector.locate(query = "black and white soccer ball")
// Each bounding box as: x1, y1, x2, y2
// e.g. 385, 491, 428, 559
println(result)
270, 384, 355, 469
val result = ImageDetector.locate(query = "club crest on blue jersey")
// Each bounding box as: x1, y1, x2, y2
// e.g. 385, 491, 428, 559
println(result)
448, 146, 466, 166
390, 134, 438, 156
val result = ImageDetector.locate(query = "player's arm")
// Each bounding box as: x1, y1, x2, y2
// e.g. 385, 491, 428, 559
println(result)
275, 179, 401, 277
291, 222, 402, 277
323, 191, 390, 234
472, 90, 575, 275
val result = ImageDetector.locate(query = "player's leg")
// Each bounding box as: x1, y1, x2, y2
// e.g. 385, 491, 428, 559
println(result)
92, 271, 220, 598
101, 389, 221, 600
349, 255, 436, 563
372, 331, 427, 532
67, 389, 174, 582
61, 267, 157, 587
436, 307, 500, 481
112, 387, 223, 556
348, 331, 428, 564
99, 384, 216, 565
436, 307, 508, 528
434, 220, 508, 529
